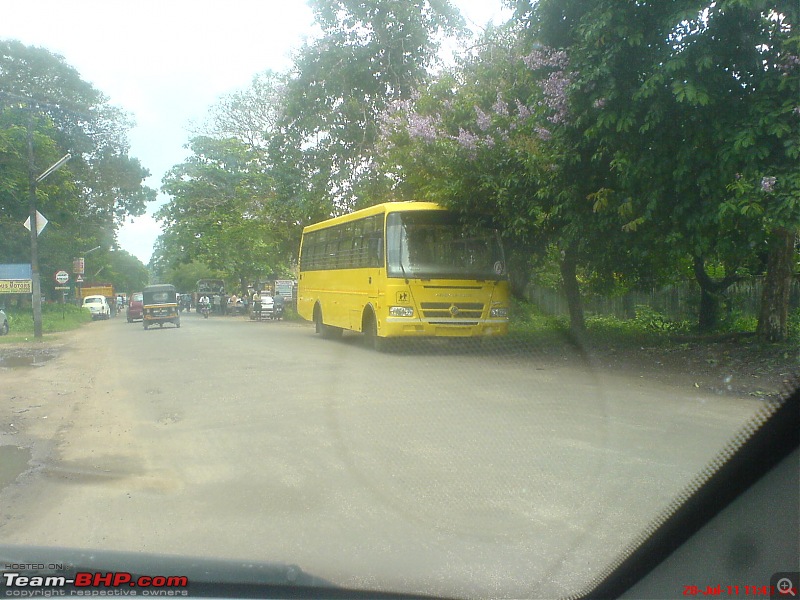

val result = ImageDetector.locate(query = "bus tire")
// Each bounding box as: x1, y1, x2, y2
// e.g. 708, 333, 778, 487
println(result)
314, 304, 341, 339
363, 309, 386, 352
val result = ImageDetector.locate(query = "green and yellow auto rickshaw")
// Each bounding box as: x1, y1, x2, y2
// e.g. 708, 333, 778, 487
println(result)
142, 284, 180, 330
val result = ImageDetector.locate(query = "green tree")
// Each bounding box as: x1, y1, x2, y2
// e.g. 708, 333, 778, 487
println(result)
377, 24, 660, 331
277, 0, 464, 215
158, 136, 289, 295
0, 40, 156, 298
525, 0, 799, 337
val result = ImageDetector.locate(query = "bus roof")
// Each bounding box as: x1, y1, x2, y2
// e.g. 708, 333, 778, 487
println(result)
302, 201, 444, 234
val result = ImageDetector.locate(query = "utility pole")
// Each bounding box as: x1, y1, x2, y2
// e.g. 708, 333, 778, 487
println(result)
27, 105, 43, 338
25, 103, 71, 338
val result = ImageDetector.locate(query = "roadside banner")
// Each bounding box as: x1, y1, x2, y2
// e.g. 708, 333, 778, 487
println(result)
0, 264, 33, 294
275, 279, 294, 299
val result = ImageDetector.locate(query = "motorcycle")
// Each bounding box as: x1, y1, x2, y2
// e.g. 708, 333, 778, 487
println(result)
200, 303, 210, 319
272, 298, 284, 320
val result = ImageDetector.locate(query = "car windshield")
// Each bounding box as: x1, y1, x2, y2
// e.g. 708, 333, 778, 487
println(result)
0, 2, 796, 599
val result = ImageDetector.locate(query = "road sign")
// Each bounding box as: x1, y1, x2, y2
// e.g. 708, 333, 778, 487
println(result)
55, 270, 70, 284
274, 279, 295, 300
76, 275, 84, 283
23, 211, 48, 235
73, 258, 85, 274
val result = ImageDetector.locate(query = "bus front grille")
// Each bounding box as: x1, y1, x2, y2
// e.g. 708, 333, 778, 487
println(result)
420, 302, 484, 320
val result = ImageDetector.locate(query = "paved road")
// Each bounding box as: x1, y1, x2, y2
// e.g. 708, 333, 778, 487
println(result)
0, 313, 765, 598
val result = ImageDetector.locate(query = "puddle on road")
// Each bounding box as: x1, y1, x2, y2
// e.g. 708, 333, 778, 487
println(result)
0, 353, 56, 369
0, 445, 32, 490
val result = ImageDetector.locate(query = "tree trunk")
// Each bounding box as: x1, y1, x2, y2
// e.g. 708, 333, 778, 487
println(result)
505, 249, 531, 300
693, 256, 739, 334
697, 286, 721, 333
757, 228, 796, 342
560, 249, 585, 334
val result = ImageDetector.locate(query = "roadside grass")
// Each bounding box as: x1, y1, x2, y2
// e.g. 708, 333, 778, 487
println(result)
509, 297, 800, 348
0, 304, 92, 343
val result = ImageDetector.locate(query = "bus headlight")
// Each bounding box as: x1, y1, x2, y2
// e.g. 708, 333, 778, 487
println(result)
389, 306, 414, 317
490, 307, 509, 318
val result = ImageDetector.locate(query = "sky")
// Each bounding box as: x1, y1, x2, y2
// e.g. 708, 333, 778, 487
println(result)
0, 0, 511, 264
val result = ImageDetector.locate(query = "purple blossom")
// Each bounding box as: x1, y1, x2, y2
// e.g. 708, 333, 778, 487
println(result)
475, 106, 491, 131
407, 113, 441, 143
377, 98, 414, 138
456, 128, 479, 151
777, 54, 800, 72
523, 47, 569, 71
541, 72, 571, 124
521, 46, 573, 125
761, 176, 777, 192
492, 93, 509, 117
515, 99, 532, 120
534, 127, 552, 141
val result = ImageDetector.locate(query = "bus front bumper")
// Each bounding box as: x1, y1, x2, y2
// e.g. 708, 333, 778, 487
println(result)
382, 317, 508, 338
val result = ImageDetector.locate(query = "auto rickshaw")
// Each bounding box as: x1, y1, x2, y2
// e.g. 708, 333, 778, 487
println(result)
142, 284, 180, 330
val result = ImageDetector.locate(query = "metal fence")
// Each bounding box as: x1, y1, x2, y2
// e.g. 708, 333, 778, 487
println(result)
526, 278, 800, 322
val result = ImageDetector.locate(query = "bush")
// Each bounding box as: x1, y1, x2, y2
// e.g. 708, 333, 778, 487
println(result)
509, 297, 567, 332
632, 305, 690, 333
3, 303, 92, 338
788, 308, 800, 343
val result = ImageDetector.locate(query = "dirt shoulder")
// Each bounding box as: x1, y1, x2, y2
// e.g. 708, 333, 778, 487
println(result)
1, 326, 797, 411
0, 328, 90, 460
575, 334, 797, 400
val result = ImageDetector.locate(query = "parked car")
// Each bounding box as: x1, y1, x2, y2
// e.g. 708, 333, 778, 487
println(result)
0, 307, 8, 335
254, 293, 274, 321
82, 295, 110, 320
127, 292, 143, 322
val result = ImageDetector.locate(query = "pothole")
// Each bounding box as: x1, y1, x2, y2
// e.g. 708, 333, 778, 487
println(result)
0, 350, 58, 369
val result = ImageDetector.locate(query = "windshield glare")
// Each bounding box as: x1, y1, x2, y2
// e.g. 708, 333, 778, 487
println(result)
387, 212, 505, 280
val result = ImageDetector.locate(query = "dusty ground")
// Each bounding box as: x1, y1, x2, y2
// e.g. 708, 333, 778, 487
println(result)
1, 325, 796, 399
585, 335, 798, 400
0, 318, 789, 599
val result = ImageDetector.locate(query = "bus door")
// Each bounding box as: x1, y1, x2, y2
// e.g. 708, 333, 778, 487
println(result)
351, 215, 384, 330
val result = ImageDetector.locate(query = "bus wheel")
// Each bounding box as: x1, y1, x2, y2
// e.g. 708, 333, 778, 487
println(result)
314, 305, 341, 339
363, 311, 386, 351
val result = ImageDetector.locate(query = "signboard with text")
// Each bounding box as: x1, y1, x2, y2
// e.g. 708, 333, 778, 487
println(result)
0, 280, 32, 294
0, 264, 33, 294
274, 279, 295, 299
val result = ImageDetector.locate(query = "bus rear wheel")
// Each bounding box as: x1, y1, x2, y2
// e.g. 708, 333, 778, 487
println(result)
314, 305, 341, 339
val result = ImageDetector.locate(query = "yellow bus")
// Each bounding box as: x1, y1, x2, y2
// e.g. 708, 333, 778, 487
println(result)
297, 202, 509, 349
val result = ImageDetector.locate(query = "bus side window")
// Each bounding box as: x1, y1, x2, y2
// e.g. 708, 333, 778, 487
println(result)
367, 234, 383, 266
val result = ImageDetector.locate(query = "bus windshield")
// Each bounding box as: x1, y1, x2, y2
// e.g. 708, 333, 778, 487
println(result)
386, 211, 506, 280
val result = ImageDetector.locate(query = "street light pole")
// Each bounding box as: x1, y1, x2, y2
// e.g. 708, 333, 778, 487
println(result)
27, 108, 43, 338
26, 103, 72, 338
